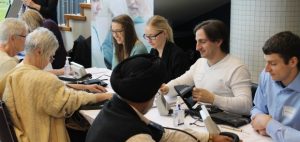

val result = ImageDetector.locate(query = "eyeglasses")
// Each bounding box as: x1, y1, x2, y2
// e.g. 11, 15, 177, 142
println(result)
49, 55, 55, 63
111, 29, 124, 34
143, 31, 163, 40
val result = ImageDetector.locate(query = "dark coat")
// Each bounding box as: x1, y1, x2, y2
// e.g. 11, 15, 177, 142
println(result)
32, 0, 58, 23
43, 19, 67, 69
85, 96, 163, 142
150, 41, 191, 82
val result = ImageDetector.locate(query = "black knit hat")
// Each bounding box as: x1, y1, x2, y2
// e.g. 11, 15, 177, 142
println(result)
110, 54, 166, 102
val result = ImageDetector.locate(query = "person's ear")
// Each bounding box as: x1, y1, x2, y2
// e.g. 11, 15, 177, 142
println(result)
216, 39, 223, 47
163, 30, 168, 39
289, 56, 298, 68
33, 47, 42, 56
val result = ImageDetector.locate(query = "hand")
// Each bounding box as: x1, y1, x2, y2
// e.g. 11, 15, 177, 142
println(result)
212, 135, 232, 142
251, 114, 272, 136
23, 0, 33, 7
192, 88, 215, 104
23, 0, 40, 10
48, 68, 64, 75
85, 84, 107, 93
159, 83, 169, 95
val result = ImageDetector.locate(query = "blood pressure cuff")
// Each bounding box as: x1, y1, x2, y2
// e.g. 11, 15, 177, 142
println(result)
210, 111, 250, 128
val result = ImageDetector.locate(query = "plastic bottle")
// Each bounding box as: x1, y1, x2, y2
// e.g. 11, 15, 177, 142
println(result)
64, 57, 71, 76
173, 96, 185, 127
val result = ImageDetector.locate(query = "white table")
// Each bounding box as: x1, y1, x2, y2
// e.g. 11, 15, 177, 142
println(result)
80, 98, 272, 142
81, 68, 272, 142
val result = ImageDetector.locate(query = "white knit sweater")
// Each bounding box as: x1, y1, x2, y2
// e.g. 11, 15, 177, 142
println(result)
167, 55, 252, 115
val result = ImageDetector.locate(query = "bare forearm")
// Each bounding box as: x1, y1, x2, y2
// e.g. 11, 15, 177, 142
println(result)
95, 93, 113, 102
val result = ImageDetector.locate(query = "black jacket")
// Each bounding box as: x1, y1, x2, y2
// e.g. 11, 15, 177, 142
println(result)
32, 0, 58, 23
85, 96, 163, 142
150, 41, 190, 82
43, 19, 67, 69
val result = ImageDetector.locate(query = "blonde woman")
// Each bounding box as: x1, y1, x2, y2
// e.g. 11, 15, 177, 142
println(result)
144, 15, 190, 82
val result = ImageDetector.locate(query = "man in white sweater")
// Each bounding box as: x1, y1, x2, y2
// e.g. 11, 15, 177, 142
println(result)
160, 19, 252, 115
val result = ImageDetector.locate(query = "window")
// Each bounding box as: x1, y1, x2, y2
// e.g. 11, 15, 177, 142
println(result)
0, 0, 10, 21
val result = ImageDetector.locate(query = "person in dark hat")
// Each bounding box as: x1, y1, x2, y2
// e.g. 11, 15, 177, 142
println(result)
85, 54, 232, 142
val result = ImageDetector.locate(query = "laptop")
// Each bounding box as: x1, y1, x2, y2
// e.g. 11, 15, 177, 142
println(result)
174, 85, 222, 117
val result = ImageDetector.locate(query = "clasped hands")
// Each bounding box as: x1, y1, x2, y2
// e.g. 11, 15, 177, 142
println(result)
160, 84, 215, 104
251, 114, 272, 136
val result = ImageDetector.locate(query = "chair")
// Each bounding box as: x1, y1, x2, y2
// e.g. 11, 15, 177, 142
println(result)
0, 100, 18, 142
251, 83, 258, 105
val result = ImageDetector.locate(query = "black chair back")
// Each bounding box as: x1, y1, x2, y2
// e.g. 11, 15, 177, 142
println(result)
251, 83, 258, 105
0, 100, 18, 142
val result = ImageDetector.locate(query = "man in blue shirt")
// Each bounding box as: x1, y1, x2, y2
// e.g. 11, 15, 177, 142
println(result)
251, 31, 300, 142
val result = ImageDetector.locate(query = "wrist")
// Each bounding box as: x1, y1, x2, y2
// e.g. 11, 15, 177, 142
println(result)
32, 3, 41, 11
210, 93, 215, 104
208, 134, 213, 142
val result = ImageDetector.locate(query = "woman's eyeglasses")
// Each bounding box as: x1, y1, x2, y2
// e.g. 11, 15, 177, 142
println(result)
111, 29, 124, 34
143, 31, 163, 40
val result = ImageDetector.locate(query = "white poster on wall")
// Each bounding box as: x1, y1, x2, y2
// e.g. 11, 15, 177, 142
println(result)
91, 0, 154, 68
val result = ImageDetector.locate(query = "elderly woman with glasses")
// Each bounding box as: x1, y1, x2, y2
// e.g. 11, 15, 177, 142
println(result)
0, 27, 112, 142
111, 14, 148, 69
144, 15, 190, 82
19, 9, 106, 94
0, 18, 28, 80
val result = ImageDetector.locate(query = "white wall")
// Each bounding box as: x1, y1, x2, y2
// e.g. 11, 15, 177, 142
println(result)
230, 0, 300, 83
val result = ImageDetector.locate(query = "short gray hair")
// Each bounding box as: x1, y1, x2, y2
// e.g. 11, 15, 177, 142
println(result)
0, 18, 28, 45
25, 27, 59, 57
20, 9, 44, 32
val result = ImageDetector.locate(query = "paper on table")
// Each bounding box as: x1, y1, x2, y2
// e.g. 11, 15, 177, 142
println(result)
200, 105, 221, 135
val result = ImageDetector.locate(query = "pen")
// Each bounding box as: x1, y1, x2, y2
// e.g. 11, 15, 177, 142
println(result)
220, 125, 243, 132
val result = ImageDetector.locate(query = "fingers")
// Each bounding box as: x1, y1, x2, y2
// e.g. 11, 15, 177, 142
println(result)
88, 84, 107, 93
213, 135, 232, 142
23, 0, 30, 5
159, 83, 169, 95
192, 88, 202, 101
225, 136, 233, 142
255, 128, 267, 136
192, 88, 200, 101
192, 88, 214, 103
95, 85, 107, 92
